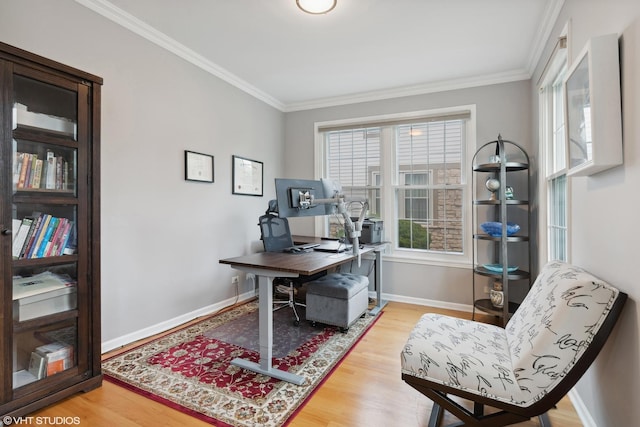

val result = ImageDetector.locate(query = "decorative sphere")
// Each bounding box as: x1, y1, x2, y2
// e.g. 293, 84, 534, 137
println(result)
485, 178, 500, 192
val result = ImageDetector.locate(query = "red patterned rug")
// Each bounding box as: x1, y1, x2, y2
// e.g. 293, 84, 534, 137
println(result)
102, 301, 380, 426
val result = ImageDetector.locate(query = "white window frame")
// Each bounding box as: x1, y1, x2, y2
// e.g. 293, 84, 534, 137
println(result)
398, 169, 433, 224
538, 26, 571, 264
314, 105, 476, 268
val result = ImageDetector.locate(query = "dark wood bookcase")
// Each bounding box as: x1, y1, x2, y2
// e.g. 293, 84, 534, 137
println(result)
0, 42, 102, 417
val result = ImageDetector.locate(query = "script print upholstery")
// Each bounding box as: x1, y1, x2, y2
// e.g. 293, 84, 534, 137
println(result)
401, 261, 620, 407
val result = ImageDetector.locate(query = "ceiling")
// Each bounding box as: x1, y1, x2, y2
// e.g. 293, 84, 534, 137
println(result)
77, 0, 563, 111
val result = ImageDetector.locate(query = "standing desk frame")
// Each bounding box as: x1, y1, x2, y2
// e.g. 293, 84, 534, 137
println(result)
219, 243, 385, 385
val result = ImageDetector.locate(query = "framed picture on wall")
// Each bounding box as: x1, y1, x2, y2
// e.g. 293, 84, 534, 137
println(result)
232, 155, 263, 196
185, 150, 214, 182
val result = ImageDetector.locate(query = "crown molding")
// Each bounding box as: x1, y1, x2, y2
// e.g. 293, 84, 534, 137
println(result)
525, 0, 566, 75
74, 0, 285, 111
282, 69, 531, 112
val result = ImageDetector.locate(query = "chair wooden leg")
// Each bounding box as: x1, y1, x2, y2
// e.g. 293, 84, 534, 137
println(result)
406, 379, 530, 427
474, 402, 484, 416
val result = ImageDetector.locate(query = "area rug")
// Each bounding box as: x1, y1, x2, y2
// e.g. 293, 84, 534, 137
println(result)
102, 301, 380, 426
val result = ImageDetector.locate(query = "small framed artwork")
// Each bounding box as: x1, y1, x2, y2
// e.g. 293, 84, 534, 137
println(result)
232, 155, 263, 196
185, 150, 214, 183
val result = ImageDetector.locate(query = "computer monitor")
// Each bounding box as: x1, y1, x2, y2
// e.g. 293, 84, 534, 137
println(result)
274, 178, 329, 218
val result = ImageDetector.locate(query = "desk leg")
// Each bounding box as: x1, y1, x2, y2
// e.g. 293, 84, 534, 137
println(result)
230, 275, 305, 385
369, 248, 388, 316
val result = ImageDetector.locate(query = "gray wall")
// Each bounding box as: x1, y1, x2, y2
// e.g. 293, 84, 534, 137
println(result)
284, 81, 532, 308
0, 0, 285, 346
530, 1, 640, 425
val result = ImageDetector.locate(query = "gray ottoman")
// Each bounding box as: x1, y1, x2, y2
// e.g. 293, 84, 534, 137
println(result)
306, 273, 369, 331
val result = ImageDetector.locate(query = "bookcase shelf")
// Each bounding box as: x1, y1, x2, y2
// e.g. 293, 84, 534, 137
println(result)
0, 41, 102, 416
471, 136, 531, 326
13, 310, 79, 333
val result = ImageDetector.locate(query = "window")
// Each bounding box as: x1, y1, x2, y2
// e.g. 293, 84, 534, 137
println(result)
325, 128, 381, 238
539, 35, 569, 262
396, 121, 464, 253
401, 171, 432, 224
317, 107, 475, 265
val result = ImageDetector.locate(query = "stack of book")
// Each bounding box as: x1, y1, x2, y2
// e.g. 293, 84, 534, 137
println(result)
13, 150, 70, 191
11, 213, 76, 260
29, 342, 75, 380
12, 272, 77, 322
13, 102, 77, 137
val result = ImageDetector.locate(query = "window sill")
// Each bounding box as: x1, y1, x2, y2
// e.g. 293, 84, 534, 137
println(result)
381, 250, 472, 269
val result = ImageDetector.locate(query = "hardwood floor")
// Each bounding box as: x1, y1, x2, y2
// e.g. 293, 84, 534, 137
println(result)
32, 302, 583, 426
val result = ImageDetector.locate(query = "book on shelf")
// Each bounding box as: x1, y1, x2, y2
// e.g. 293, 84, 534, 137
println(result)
27, 214, 51, 259
45, 150, 56, 189
30, 158, 43, 188
34, 216, 58, 258
21, 213, 44, 258
13, 150, 70, 190
11, 218, 21, 243
56, 220, 74, 256
55, 156, 63, 190
62, 225, 77, 255
34, 342, 74, 377
44, 218, 66, 257
17, 152, 30, 188
13, 152, 23, 186
12, 217, 33, 259
28, 351, 46, 379
14, 212, 76, 259
24, 154, 34, 187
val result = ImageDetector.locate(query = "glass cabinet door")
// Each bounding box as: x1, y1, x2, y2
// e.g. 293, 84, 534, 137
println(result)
9, 69, 85, 390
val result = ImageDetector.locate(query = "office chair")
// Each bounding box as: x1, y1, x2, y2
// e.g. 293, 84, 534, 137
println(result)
258, 200, 306, 326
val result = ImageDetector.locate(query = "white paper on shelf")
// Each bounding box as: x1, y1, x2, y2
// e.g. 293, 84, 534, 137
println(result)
13, 103, 76, 136
14, 286, 77, 321
12, 272, 75, 300
13, 369, 38, 388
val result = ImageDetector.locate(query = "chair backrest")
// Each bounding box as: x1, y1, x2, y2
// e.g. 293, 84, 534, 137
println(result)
258, 214, 294, 252
505, 261, 627, 410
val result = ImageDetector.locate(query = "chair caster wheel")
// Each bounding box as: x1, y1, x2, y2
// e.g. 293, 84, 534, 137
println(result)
293, 320, 300, 327
310, 321, 317, 327
340, 327, 349, 333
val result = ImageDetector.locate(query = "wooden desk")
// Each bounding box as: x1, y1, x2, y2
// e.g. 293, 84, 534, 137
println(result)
219, 249, 360, 385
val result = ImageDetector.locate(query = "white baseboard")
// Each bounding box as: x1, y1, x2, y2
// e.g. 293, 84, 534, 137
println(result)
377, 292, 474, 314
568, 388, 596, 427
101, 291, 256, 354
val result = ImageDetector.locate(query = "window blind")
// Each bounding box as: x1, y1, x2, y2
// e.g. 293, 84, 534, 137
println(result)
317, 110, 471, 133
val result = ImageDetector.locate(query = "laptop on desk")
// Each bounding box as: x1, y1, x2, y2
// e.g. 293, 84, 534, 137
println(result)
313, 241, 353, 253
282, 243, 320, 253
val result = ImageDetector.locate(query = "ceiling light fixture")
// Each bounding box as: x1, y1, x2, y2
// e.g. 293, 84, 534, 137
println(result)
296, 0, 337, 15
